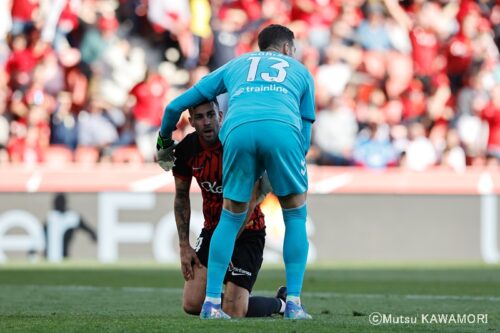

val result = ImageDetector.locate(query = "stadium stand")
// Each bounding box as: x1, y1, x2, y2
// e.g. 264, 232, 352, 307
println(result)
74, 146, 100, 165
0, 0, 499, 171
43, 144, 73, 166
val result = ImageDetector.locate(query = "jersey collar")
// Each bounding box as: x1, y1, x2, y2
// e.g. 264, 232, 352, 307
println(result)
198, 135, 221, 151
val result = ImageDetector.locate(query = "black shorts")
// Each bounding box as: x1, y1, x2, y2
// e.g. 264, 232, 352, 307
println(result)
194, 228, 265, 292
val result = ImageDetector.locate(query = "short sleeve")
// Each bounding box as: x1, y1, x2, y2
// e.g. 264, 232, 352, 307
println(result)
172, 139, 192, 180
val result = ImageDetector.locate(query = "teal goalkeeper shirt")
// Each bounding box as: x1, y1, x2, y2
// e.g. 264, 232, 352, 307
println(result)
160, 51, 315, 150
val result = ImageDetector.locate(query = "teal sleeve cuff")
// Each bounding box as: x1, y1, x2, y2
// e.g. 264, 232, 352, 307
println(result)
301, 120, 312, 155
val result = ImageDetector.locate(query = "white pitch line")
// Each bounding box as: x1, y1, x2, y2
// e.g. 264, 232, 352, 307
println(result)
304, 291, 500, 302
129, 173, 174, 192
309, 173, 352, 194
8, 285, 500, 302
478, 171, 500, 264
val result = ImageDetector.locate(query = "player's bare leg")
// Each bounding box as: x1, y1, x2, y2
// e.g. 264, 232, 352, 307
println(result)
222, 199, 249, 213
278, 193, 306, 209
222, 282, 249, 318
182, 265, 207, 315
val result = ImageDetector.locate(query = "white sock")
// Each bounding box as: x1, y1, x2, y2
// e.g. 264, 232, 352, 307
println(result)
205, 296, 221, 305
279, 299, 286, 314
286, 296, 301, 306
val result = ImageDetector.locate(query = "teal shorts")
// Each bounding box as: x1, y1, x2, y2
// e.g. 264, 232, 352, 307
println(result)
221, 120, 308, 202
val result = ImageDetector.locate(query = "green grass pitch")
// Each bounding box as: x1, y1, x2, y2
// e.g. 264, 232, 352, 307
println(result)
0, 263, 499, 332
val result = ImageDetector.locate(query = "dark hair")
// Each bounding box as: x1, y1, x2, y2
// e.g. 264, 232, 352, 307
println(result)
257, 24, 295, 51
188, 99, 219, 114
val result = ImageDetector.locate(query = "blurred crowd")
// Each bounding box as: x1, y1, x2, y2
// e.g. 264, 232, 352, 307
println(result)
0, 0, 499, 171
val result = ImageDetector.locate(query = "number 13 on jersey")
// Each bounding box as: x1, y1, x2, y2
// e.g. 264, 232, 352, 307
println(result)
246, 57, 290, 83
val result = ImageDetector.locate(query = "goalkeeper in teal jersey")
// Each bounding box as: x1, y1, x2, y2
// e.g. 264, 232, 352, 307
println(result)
157, 24, 315, 320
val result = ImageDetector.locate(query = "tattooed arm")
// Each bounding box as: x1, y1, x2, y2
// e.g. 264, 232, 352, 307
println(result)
174, 176, 192, 246
174, 176, 201, 280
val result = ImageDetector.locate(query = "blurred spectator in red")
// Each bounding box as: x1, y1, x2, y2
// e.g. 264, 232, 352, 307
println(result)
0, 89, 9, 163
385, 50, 413, 98
6, 122, 26, 163
234, 0, 263, 21
291, 0, 338, 51
7, 89, 50, 166
356, 86, 389, 127
128, 70, 169, 162
7, 125, 45, 165
409, 3, 441, 81
11, 0, 40, 36
481, 84, 500, 162
262, 0, 292, 25
446, 2, 479, 92
401, 79, 427, 123
5, 34, 39, 91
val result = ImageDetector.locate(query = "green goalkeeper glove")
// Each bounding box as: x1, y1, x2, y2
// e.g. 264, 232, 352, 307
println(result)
156, 133, 176, 172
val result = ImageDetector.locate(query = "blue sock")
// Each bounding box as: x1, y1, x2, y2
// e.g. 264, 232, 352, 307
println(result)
282, 204, 309, 297
205, 208, 247, 298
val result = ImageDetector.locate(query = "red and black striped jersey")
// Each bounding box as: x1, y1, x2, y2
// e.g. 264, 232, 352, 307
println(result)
173, 132, 265, 231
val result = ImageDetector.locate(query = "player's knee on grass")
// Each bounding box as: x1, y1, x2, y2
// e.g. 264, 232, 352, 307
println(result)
182, 267, 207, 315
223, 283, 249, 318
183, 293, 203, 315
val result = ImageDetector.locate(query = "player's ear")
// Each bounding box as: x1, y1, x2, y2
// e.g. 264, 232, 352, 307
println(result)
282, 42, 289, 55
283, 42, 295, 57
218, 111, 224, 123
188, 115, 194, 127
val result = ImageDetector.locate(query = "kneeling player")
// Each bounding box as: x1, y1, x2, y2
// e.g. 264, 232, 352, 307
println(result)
168, 100, 285, 317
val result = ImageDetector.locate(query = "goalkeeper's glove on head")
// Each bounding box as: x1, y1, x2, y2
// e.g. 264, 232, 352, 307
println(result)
157, 133, 176, 171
